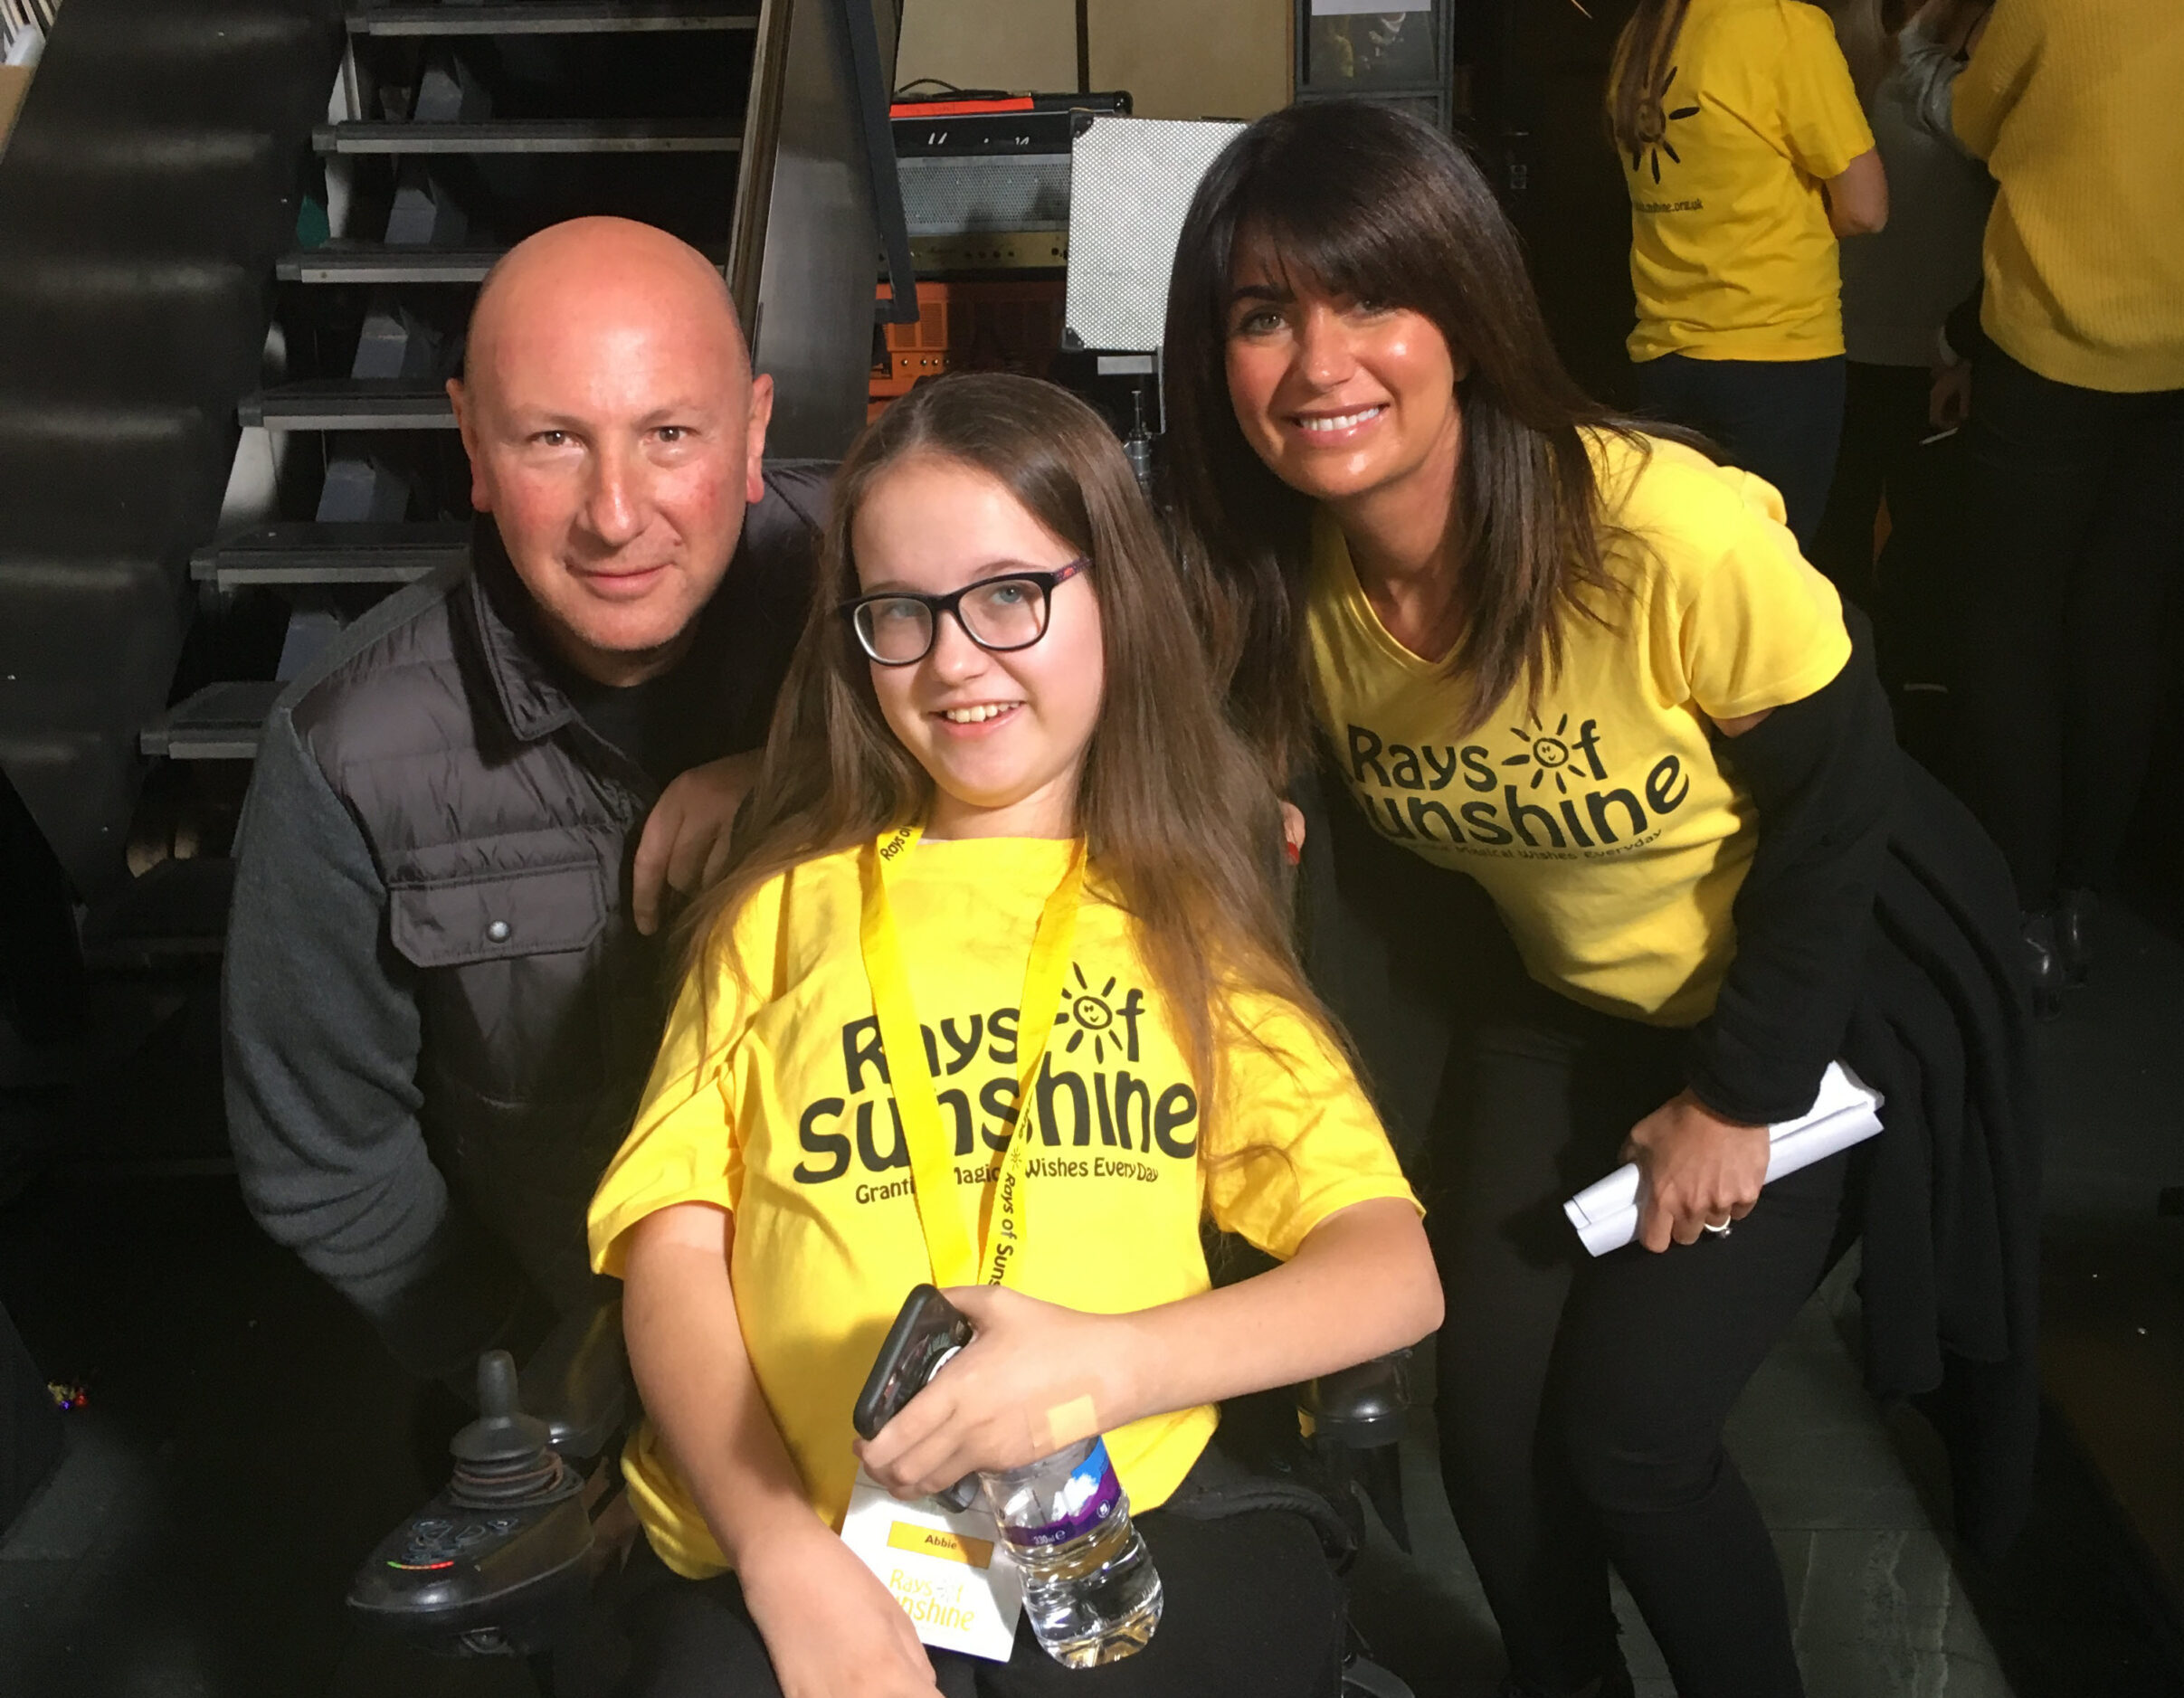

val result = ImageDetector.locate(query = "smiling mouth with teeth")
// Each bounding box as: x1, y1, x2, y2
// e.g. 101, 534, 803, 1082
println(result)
1296, 406, 1387, 433
941, 704, 1017, 723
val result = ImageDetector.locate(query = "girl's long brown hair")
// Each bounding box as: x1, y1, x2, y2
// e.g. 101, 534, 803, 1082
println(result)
1609, 0, 1697, 157
681, 373, 1334, 1142
1163, 100, 1660, 780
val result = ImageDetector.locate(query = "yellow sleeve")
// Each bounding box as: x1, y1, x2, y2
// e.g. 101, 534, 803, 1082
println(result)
1950, 0, 2034, 161
1202, 997, 1419, 1262
1633, 451, 1851, 722
1778, 3, 1875, 179
585, 882, 783, 1278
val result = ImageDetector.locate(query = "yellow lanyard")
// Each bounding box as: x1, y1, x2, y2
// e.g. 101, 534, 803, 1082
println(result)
859, 825, 1087, 1288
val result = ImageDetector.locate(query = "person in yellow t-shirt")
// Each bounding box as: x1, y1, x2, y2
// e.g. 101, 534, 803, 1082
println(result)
1161, 103, 2027, 1698
586, 373, 1439, 1698
1937, 0, 2184, 1010
1609, 0, 1888, 550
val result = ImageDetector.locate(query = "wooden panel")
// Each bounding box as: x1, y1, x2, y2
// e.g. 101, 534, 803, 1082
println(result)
895, 0, 1077, 95
1090, 0, 1288, 120
0, 66, 31, 155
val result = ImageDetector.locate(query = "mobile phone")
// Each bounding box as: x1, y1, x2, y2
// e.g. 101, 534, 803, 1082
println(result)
854, 1285, 973, 1439
853, 1285, 981, 1512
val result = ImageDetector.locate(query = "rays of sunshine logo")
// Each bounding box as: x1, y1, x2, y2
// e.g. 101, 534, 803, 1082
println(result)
1630, 64, 1702, 185
1344, 714, 1693, 857
790, 967, 1196, 1201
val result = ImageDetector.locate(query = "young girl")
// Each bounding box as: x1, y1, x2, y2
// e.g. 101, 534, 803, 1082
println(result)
584, 373, 1440, 1698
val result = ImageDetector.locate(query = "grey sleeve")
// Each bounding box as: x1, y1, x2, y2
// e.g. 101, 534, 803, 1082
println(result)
1896, 22, 1971, 152
223, 707, 523, 1379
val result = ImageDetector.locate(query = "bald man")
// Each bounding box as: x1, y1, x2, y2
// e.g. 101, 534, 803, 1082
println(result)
223, 220, 829, 1380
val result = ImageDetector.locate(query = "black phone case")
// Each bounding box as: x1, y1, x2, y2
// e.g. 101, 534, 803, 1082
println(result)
853, 1284, 974, 1441
854, 1285, 982, 1513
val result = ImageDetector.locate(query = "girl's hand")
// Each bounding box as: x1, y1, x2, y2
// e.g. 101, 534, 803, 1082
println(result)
631, 751, 760, 934
738, 1523, 942, 1698
855, 1286, 1123, 1498
1279, 801, 1306, 865
1622, 1089, 1771, 1252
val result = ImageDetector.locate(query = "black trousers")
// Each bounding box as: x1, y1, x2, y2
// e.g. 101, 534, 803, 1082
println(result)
1296, 776, 1849, 1698
1428, 994, 1847, 1698
1633, 353, 1847, 555
613, 1504, 1343, 1698
1950, 346, 2184, 906
1809, 361, 1971, 696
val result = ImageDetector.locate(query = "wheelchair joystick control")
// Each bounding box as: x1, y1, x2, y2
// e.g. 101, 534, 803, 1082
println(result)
448, 1351, 571, 1506
348, 1348, 596, 1655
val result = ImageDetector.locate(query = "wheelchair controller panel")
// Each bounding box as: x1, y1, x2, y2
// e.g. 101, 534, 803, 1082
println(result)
349, 1349, 595, 1656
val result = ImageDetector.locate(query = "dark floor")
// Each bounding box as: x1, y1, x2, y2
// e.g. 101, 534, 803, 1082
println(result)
3, 895, 2182, 1697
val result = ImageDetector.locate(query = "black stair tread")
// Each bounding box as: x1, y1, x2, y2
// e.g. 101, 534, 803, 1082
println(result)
277, 242, 509, 284
349, 1, 757, 35
191, 522, 470, 585
140, 679, 285, 759
239, 381, 456, 431
313, 119, 743, 155
80, 857, 235, 969
0, 127, 295, 261
0, 257, 266, 409
0, 403, 223, 555
276, 239, 728, 285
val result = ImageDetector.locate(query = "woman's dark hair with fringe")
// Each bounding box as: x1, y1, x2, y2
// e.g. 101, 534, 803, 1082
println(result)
1163, 100, 1658, 781
679, 372, 1337, 1142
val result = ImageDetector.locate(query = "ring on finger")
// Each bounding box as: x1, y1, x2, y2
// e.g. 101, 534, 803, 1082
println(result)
1702, 1217, 1733, 1237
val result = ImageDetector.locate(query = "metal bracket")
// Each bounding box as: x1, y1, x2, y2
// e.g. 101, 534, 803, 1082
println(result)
838, 0, 919, 325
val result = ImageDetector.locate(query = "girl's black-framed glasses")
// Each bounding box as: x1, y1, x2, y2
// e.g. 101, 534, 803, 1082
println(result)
839, 559, 1090, 667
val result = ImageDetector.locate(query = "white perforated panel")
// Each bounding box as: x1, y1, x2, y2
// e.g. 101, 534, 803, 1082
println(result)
897, 154, 1072, 237
1064, 116, 1245, 355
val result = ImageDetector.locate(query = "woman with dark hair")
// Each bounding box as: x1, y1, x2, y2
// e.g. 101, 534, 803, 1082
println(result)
1162, 101, 2035, 1698
1610, 0, 1887, 549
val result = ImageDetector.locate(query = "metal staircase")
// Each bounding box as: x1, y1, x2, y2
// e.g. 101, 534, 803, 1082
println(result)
0, 0, 905, 1032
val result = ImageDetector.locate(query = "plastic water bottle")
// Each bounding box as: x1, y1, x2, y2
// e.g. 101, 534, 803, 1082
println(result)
980, 1437, 1163, 1666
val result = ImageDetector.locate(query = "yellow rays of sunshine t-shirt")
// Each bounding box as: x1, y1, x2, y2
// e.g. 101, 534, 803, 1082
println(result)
587, 836, 1416, 1579
1305, 432, 1850, 1028
1619, 0, 1874, 362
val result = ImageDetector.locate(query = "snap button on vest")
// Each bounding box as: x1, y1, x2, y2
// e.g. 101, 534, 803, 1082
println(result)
487, 920, 511, 943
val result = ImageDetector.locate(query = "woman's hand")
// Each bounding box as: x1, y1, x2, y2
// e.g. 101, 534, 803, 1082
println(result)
631, 751, 761, 934
1279, 801, 1306, 866
1929, 360, 1972, 431
1622, 1089, 1771, 1252
738, 1523, 942, 1698
855, 1286, 1122, 1499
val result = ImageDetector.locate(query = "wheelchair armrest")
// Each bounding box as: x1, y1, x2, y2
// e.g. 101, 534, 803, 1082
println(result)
517, 1296, 628, 1463
1296, 1349, 1410, 1449
1296, 1349, 1414, 1554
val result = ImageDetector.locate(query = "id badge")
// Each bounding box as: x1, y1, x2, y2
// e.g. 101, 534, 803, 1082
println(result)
839, 1466, 1023, 1661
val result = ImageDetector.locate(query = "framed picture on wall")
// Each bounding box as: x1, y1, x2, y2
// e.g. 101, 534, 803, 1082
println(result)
1296, 0, 1458, 130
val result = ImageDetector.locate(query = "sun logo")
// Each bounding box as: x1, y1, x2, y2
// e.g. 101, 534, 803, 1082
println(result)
1630, 65, 1701, 185
1056, 964, 1144, 1065
1501, 714, 1580, 793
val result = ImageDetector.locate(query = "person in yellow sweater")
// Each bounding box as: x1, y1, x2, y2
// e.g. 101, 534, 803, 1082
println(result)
1942, 0, 2184, 1008
584, 373, 1440, 1697
1609, 0, 1888, 550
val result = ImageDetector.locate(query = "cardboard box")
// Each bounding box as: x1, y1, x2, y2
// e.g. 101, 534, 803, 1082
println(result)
0, 66, 31, 154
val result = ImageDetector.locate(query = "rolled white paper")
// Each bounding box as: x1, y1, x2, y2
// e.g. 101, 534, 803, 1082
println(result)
1563, 1061, 1885, 1257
